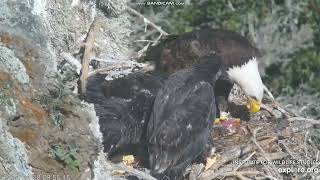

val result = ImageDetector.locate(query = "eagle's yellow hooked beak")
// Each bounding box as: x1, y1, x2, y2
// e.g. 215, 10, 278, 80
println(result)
247, 97, 261, 113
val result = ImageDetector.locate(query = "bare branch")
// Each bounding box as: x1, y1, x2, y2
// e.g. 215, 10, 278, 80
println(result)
126, 6, 169, 36
137, 42, 151, 59
79, 17, 101, 95
233, 151, 256, 172
206, 170, 262, 180
152, 33, 163, 46
251, 128, 282, 179
199, 137, 278, 180
263, 84, 275, 100
133, 40, 156, 43
287, 117, 320, 125
112, 163, 157, 180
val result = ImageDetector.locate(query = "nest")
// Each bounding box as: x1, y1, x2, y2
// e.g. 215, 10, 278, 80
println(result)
77, 59, 320, 179
186, 85, 320, 180
108, 84, 320, 180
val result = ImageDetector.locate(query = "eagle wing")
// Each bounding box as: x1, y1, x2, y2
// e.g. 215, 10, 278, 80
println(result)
86, 73, 164, 159
147, 80, 215, 174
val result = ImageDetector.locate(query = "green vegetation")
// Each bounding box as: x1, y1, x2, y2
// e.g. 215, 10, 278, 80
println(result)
50, 144, 80, 170
134, 0, 320, 95
130, 0, 320, 119
33, 79, 70, 129
265, 49, 320, 96
164, 0, 274, 34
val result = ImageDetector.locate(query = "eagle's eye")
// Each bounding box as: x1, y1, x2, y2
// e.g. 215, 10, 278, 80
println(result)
250, 96, 258, 101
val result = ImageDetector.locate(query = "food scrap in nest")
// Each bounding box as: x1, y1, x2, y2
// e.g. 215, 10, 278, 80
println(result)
214, 112, 242, 134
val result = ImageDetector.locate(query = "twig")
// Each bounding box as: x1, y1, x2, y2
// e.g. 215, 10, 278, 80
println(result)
126, 7, 169, 36
271, 100, 299, 117
233, 151, 256, 172
92, 57, 143, 66
113, 163, 157, 180
262, 93, 299, 118
261, 104, 278, 117
199, 137, 277, 180
88, 64, 134, 77
88, 61, 154, 77
79, 17, 101, 95
304, 131, 310, 158
287, 117, 320, 125
151, 33, 163, 46
251, 128, 282, 179
133, 40, 156, 43
211, 170, 261, 180
227, 0, 235, 11
137, 42, 151, 59
278, 141, 298, 160
263, 152, 288, 160
126, 7, 169, 57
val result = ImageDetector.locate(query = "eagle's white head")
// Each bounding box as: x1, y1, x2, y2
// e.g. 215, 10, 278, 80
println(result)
226, 57, 264, 113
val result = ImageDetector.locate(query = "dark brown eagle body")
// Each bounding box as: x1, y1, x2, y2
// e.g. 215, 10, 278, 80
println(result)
85, 73, 164, 161
147, 55, 222, 179
85, 29, 263, 179
146, 29, 261, 74
146, 29, 261, 115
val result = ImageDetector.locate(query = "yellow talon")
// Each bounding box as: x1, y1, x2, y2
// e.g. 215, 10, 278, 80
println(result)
213, 112, 230, 125
122, 155, 135, 167
214, 118, 220, 125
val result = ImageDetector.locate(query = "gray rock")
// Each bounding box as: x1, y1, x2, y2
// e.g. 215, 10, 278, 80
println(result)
0, 46, 29, 85
0, 116, 32, 178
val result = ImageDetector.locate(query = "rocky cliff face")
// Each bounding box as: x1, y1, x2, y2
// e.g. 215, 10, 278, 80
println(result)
0, 0, 130, 179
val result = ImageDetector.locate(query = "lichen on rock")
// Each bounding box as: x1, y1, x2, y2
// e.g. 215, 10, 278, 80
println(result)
0, 116, 32, 178
0, 46, 29, 85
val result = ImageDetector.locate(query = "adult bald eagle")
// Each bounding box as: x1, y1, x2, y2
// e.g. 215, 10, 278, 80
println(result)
145, 29, 265, 114
85, 29, 266, 177
147, 54, 222, 179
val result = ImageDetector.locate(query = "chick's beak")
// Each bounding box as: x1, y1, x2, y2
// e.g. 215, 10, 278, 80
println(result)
247, 97, 261, 113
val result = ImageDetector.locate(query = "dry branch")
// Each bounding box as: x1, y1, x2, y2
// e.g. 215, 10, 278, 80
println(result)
251, 128, 282, 179
206, 170, 262, 180
221, 170, 261, 180
199, 137, 278, 180
126, 7, 169, 57
112, 163, 157, 180
152, 33, 163, 46
233, 151, 256, 172
287, 117, 320, 125
79, 18, 101, 95
133, 40, 156, 43
263, 84, 275, 100
137, 42, 151, 59
126, 7, 169, 36
88, 65, 134, 77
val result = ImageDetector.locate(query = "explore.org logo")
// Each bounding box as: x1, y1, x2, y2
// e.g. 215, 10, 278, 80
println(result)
133, 1, 185, 6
